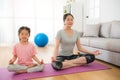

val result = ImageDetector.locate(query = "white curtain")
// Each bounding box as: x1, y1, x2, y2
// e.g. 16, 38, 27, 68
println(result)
0, 0, 65, 46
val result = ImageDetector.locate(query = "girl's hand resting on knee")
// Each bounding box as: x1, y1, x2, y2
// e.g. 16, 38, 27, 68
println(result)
40, 59, 44, 64
9, 58, 16, 64
9, 59, 14, 64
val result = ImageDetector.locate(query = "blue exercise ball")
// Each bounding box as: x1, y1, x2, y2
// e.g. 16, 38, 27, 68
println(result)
34, 33, 48, 47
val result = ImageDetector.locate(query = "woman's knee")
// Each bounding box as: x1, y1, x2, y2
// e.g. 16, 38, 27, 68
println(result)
84, 54, 95, 64
52, 61, 62, 70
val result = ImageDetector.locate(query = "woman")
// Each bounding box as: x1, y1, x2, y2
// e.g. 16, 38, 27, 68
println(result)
51, 13, 100, 70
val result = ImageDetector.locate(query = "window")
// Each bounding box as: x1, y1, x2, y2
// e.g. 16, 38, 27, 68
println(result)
89, 0, 100, 19
0, 0, 65, 45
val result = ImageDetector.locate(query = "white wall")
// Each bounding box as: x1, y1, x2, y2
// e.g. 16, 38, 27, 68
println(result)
100, 0, 120, 22
70, 0, 86, 32
68, 0, 120, 32
71, 2, 83, 32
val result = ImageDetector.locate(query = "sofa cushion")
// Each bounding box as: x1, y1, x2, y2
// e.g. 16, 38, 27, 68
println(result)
89, 38, 120, 53
100, 22, 111, 38
83, 24, 100, 37
110, 21, 120, 39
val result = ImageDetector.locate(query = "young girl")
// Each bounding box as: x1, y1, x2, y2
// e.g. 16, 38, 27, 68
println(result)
51, 13, 100, 70
8, 26, 44, 73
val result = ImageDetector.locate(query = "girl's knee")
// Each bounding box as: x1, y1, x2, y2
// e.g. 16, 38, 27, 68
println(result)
7, 64, 14, 71
7, 64, 27, 72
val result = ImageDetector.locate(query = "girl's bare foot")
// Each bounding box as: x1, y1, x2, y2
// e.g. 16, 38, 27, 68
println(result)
27, 64, 37, 68
15, 70, 27, 74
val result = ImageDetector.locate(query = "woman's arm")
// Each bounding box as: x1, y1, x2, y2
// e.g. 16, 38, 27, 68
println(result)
76, 39, 100, 55
52, 39, 60, 61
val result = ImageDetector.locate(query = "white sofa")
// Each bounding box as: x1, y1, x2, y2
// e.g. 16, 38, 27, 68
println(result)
80, 21, 120, 66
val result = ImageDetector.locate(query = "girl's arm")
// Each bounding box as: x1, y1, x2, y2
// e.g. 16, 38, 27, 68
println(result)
32, 55, 43, 64
9, 55, 17, 64
52, 39, 60, 61
76, 39, 100, 55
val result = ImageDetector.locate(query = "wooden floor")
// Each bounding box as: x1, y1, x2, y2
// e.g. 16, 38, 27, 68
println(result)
0, 45, 120, 80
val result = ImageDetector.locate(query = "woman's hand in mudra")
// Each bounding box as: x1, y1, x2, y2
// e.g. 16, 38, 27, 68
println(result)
93, 50, 101, 55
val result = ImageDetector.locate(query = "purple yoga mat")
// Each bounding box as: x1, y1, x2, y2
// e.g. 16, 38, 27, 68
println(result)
0, 62, 109, 80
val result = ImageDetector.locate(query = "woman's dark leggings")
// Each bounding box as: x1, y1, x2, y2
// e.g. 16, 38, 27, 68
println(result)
52, 53, 95, 70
